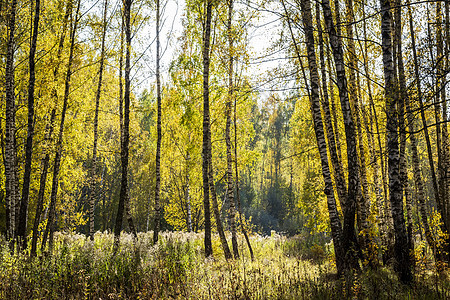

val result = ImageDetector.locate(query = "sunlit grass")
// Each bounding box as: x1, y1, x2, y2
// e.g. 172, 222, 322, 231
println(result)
0, 231, 448, 299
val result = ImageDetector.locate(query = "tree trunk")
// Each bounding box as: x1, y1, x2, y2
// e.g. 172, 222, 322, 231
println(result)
444, 0, 450, 238
436, 0, 450, 252
114, 9, 136, 238
321, 0, 361, 272
315, 2, 347, 210
4, 0, 18, 245
202, 6, 233, 257
408, 1, 447, 262
394, 0, 414, 263
202, 0, 213, 258
153, 0, 162, 245
31, 2, 71, 257
298, 0, 346, 274
114, 0, 132, 249
89, 0, 108, 241
234, 74, 253, 261
185, 151, 192, 232
17, 0, 41, 249
208, 146, 232, 260
342, 0, 371, 260
380, 0, 413, 282
226, 0, 239, 259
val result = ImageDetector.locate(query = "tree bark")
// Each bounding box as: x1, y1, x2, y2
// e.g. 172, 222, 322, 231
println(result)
342, 0, 371, 258
17, 0, 41, 249
153, 0, 162, 244
4, 0, 18, 245
380, 0, 413, 282
326, 49, 344, 172
185, 151, 192, 232
202, 0, 213, 258
298, 0, 346, 274
234, 77, 253, 261
199, 0, 233, 260
394, 0, 414, 263
315, 2, 347, 211
444, 0, 450, 237
321, 0, 361, 272
114, 0, 132, 249
436, 0, 450, 250
226, 0, 239, 259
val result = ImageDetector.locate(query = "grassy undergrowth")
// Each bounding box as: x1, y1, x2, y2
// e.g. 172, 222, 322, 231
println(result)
0, 231, 448, 299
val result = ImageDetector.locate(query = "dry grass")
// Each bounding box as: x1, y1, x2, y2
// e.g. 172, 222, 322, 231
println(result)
0, 231, 448, 299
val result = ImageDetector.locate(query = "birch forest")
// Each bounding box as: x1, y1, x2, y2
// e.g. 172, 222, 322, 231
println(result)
1, 0, 450, 297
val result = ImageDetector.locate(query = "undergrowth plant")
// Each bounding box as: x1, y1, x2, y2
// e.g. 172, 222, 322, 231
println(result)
0, 231, 448, 299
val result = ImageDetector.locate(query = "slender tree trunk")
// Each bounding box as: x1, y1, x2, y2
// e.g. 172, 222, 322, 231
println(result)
17, 0, 41, 249
321, 0, 361, 272
444, 0, 450, 237
208, 145, 232, 260
119, 12, 124, 149
436, 1, 450, 250
31, 2, 71, 256
89, 0, 108, 241
185, 151, 192, 232
202, 0, 213, 258
410, 2, 448, 262
380, 0, 413, 282
234, 74, 253, 261
405, 83, 438, 261
226, 0, 239, 259
409, 2, 445, 250
114, 0, 132, 249
202, 8, 233, 258
4, 0, 18, 245
326, 51, 344, 170
114, 8, 135, 238
315, 3, 347, 210
360, 0, 392, 259
424, 6, 442, 223
436, 2, 447, 211
426, 5, 449, 258
342, 0, 371, 258
153, 0, 162, 244
298, 0, 346, 274
394, 0, 414, 263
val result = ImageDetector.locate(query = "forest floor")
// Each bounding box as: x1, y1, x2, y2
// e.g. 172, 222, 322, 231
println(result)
0, 231, 448, 299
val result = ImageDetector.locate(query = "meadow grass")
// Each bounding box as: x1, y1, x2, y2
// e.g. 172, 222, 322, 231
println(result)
0, 231, 448, 299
